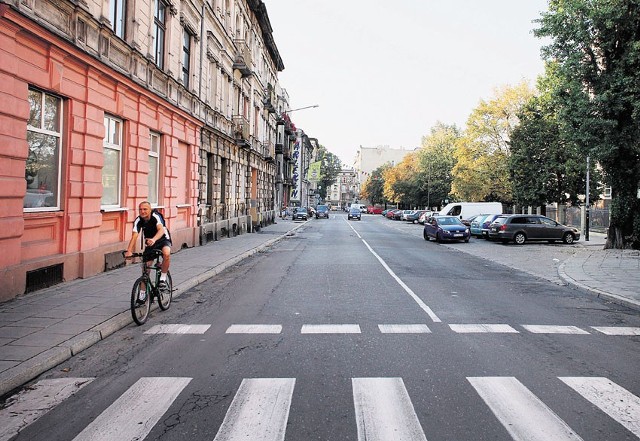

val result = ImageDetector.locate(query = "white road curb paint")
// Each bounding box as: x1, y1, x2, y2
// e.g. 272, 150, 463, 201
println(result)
378, 324, 431, 333
522, 325, 590, 334
352, 377, 427, 441
72, 377, 191, 441
225, 324, 283, 334
213, 378, 295, 441
449, 324, 519, 333
144, 324, 211, 334
0, 378, 94, 441
468, 377, 583, 441
560, 377, 640, 438
591, 326, 640, 335
301, 324, 361, 334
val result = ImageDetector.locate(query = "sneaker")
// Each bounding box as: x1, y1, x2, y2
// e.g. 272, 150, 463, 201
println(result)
158, 280, 169, 294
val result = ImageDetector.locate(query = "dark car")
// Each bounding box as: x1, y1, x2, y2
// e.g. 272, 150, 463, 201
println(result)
348, 207, 362, 220
423, 215, 470, 243
406, 210, 427, 224
315, 205, 329, 219
293, 207, 308, 221
479, 214, 502, 239
488, 214, 580, 244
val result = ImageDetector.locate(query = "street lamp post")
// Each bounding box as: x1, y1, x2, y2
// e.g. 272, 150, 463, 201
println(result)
585, 156, 590, 241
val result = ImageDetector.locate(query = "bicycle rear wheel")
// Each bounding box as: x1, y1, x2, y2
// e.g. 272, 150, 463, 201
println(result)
131, 277, 151, 325
158, 272, 173, 311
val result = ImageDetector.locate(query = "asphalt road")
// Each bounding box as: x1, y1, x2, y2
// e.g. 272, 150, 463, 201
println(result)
4, 214, 640, 441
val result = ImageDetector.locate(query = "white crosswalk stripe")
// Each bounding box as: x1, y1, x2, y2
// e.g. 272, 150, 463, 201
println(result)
226, 324, 283, 333
560, 377, 640, 438
72, 377, 191, 441
591, 326, 640, 335
6, 375, 640, 440
213, 378, 295, 441
378, 324, 431, 333
301, 324, 361, 333
352, 377, 427, 441
522, 325, 590, 334
450, 323, 519, 333
468, 376, 584, 440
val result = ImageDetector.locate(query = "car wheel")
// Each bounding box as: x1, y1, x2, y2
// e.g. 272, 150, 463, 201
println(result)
514, 232, 526, 245
436, 232, 442, 243
562, 232, 575, 244
464, 238, 469, 243
423, 231, 429, 241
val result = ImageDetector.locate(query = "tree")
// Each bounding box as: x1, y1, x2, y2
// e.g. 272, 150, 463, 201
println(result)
509, 63, 602, 209
416, 122, 460, 209
383, 153, 420, 208
361, 164, 390, 206
451, 82, 535, 203
315, 145, 342, 202
536, 0, 640, 249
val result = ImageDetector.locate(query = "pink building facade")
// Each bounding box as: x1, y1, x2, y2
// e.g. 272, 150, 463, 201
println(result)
0, 4, 200, 300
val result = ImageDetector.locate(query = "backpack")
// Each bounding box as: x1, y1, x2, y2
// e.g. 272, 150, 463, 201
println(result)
151, 208, 167, 227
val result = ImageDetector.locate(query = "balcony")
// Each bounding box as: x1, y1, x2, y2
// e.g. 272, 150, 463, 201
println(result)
232, 39, 252, 78
232, 115, 250, 147
263, 84, 276, 113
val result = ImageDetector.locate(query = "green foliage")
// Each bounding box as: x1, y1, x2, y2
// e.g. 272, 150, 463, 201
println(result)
416, 122, 459, 209
361, 164, 390, 205
316, 145, 342, 201
536, 0, 640, 248
452, 82, 535, 203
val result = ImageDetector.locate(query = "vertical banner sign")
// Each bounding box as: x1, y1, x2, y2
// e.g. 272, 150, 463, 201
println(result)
290, 137, 301, 202
307, 161, 321, 183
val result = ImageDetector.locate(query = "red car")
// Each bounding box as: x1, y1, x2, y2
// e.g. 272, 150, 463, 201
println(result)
367, 206, 383, 214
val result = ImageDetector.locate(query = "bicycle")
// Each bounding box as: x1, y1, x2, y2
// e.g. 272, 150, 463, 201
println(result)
123, 249, 173, 325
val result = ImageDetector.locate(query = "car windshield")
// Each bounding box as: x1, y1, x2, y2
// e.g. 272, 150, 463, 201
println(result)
297, 208, 307, 214
438, 217, 463, 226
350, 208, 360, 213
317, 206, 328, 212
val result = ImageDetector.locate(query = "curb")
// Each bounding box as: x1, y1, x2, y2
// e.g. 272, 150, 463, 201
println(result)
0, 224, 304, 398
557, 260, 640, 312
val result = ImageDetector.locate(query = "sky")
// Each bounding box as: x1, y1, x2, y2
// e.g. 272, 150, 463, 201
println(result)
265, 0, 550, 166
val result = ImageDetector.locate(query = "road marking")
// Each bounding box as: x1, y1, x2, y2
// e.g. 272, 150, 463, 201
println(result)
213, 378, 295, 441
0, 378, 94, 441
378, 324, 431, 333
560, 377, 640, 438
301, 324, 361, 334
226, 324, 283, 334
72, 377, 191, 441
144, 324, 211, 334
468, 377, 583, 441
344, 220, 441, 322
522, 325, 590, 334
352, 377, 427, 441
449, 324, 519, 333
591, 326, 640, 335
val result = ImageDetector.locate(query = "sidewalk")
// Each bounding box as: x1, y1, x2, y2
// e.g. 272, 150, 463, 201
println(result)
1, 221, 638, 397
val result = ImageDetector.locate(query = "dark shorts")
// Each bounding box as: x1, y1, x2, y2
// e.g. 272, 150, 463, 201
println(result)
142, 238, 172, 262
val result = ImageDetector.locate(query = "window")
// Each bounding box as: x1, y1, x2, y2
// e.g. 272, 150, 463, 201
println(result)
25, 88, 63, 210
182, 28, 192, 88
102, 116, 123, 207
153, 0, 167, 69
149, 132, 160, 205
109, 0, 126, 39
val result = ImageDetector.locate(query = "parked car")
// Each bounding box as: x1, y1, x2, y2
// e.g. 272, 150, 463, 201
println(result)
439, 202, 503, 221
315, 205, 329, 219
423, 215, 470, 243
418, 211, 438, 224
469, 214, 490, 237
348, 207, 362, 220
368, 206, 383, 215
293, 207, 308, 221
488, 214, 580, 244
406, 210, 426, 223
479, 214, 503, 238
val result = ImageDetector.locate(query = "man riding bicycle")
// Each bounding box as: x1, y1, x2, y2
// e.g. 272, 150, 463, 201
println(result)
124, 201, 172, 294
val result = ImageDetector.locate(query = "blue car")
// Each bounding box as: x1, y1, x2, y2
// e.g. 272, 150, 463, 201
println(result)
423, 216, 470, 243
470, 214, 490, 237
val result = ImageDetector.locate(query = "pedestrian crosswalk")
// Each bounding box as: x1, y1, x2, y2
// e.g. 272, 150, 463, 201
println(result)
141, 323, 640, 336
3, 375, 638, 440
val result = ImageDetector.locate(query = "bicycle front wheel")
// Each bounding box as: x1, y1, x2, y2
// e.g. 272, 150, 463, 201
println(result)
158, 272, 173, 311
131, 277, 151, 325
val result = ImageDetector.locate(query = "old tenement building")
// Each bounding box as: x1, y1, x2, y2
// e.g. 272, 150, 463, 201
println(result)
0, 0, 290, 300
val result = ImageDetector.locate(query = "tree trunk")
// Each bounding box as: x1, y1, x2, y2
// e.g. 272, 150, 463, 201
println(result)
604, 225, 626, 249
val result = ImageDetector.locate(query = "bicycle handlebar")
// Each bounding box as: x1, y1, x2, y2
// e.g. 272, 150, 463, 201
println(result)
122, 249, 163, 259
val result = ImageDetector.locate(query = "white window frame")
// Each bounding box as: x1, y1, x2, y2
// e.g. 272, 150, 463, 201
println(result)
25, 88, 63, 212
102, 115, 123, 208
149, 132, 160, 205
109, 0, 126, 39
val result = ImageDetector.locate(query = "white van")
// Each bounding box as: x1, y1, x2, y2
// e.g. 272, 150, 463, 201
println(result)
439, 202, 502, 222
350, 203, 367, 213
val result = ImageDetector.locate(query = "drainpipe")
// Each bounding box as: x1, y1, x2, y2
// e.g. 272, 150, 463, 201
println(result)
198, 2, 205, 97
